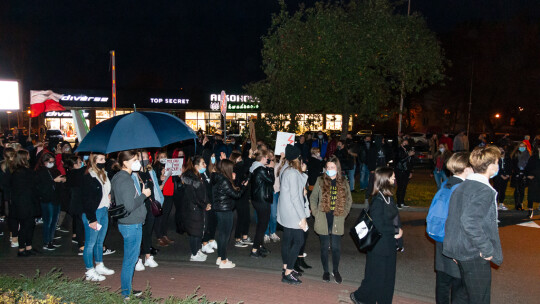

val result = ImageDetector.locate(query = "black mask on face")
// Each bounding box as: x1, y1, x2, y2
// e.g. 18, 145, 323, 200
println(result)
404, 145, 410, 150
142, 160, 149, 167
96, 163, 106, 170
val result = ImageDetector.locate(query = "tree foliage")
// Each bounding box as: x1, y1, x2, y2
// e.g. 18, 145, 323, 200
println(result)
245, 0, 446, 137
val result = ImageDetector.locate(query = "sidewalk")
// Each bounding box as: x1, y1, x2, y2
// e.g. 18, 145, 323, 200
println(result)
1, 255, 430, 304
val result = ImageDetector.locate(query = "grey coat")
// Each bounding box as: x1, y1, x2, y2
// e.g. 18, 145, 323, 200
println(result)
277, 166, 310, 229
443, 175, 503, 266
112, 170, 147, 225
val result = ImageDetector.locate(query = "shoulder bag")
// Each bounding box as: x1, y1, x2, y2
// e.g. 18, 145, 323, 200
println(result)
350, 205, 381, 252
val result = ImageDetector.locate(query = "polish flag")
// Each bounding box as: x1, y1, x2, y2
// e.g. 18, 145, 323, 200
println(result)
30, 90, 65, 117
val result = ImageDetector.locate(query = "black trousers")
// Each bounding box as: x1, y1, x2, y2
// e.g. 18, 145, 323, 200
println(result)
513, 176, 526, 209
8, 216, 18, 238
189, 235, 202, 256
319, 234, 341, 273
251, 201, 270, 250
234, 197, 251, 239
141, 204, 155, 256
17, 217, 35, 249
457, 257, 492, 304
281, 227, 304, 270
72, 213, 84, 247
395, 170, 410, 206
493, 177, 509, 204
354, 251, 397, 304
154, 195, 174, 238
202, 209, 217, 242
216, 211, 234, 260
435, 270, 468, 304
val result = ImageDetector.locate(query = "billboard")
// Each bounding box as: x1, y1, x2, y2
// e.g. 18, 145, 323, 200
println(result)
0, 80, 21, 110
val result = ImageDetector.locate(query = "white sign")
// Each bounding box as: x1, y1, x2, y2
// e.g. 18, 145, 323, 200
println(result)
275, 131, 295, 155
149, 98, 189, 105
45, 111, 89, 118
0, 80, 20, 110
60, 95, 108, 102
355, 221, 369, 239
164, 158, 184, 176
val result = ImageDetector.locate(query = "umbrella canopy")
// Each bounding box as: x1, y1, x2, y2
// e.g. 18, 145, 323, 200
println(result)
76, 111, 197, 154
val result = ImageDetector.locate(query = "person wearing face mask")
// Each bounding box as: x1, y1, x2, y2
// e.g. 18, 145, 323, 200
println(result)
201, 152, 218, 254
525, 146, 540, 218
64, 155, 86, 254
439, 132, 453, 152
427, 153, 472, 304
182, 156, 212, 261
56, 142, 74, 234
80, 153, 114, 281
312, 131, 328, 160
132, 150, 164, 271
443, 146, 503, 304
35, 152, 66, 250
493, 148, 511, 211
431, 144, 452, 190
350, 167, 402, 304
510, 143, 530, 211
310, 156, 352, 284
153, 151, 175, 246
394, 139, 415, 209
111, 150, 151, 299
231, 152, 254, 248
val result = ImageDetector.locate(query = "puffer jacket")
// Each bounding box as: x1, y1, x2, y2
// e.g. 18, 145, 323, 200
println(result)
250, 162, 274, 204
181, 170, 208, 237
211, 172, 245, 212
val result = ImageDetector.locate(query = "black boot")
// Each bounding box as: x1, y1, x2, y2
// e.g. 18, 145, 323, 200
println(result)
293, 260, 304, 273
298, 257, 312, 269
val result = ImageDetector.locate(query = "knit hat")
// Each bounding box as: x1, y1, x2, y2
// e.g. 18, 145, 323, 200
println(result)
285, 144, 301, 161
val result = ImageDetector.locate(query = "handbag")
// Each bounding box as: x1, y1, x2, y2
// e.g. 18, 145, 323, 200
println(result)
108, 189, 128, 220
350, 207, 381, 252
136, 174, 162, 217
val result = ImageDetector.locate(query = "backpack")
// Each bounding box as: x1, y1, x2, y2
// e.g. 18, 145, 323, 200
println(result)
426, 180, 461, 242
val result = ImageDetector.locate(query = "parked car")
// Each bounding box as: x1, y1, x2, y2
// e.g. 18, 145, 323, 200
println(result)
45, 129, 64, 142
412, 143, 431, 168
407, 132, 428, 144
356, 130, 373, 136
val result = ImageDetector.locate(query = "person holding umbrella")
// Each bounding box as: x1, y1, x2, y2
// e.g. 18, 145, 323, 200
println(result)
111, 150, 151, 299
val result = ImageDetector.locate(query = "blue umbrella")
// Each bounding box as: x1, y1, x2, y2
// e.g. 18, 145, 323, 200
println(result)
76, 111, 197, 153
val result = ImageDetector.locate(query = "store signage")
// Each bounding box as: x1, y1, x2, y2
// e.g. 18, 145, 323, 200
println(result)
149, 98, 189, 105
60, 95, 109, 102
209, 93, 260, 112
45, 111, 89, 118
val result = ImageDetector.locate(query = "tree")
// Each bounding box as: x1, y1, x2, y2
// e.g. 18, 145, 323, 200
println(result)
245, 0, 446, 138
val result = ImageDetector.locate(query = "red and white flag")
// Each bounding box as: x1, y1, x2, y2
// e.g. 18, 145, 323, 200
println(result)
220, 90, 227, 116
30, 90, 65, 117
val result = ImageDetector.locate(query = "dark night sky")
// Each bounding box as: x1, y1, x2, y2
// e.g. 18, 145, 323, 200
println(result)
1, 0, 539, 93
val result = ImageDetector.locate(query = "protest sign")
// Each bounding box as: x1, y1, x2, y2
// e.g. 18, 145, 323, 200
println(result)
275, 131, 295, 155
164, 158, 184, 176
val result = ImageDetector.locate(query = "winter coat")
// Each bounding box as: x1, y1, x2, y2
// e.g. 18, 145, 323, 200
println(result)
211, 172, 245, 212
369, 193, 399, 256
277, 166, 310, 229
307, 156, 324, 186
81, 170, 110, 223
65, 167, 85, 215
35, 167, 62, 204
181, 170, 208, 237
9, 168, 39, 219
335, 147, 353, 171
249, 162, 274, 204
310, 176, 352, 235
525, 155, 540, 202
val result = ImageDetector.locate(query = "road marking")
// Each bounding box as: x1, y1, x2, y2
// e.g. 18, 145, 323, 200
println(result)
516, 221, 540, 228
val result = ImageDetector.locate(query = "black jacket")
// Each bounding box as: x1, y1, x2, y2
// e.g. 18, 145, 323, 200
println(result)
211, 172, 245, 212
443, 176, 503, 266
35, 167, 61, 204
366, 145, 390, 171
307, 156, 324, 186
9, 168, 39, 219
394, 146, 413, 172
335, 147, 353, 171
81, 171, 107, 223
369, 193, 399, 256
65, 167, 85, 215
250, 165, 274, 204
181, 170, 208, 237
525, 156, 540, 202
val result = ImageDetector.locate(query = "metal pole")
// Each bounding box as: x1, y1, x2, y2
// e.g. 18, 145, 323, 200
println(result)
398, 2, 410, 136
110, 50, 117, 117
466, 62, 474, 136
408, 0, 411, 16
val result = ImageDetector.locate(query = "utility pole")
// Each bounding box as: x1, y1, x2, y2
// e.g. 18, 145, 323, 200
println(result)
397, 0, 411, 136
467, 62, 474, 136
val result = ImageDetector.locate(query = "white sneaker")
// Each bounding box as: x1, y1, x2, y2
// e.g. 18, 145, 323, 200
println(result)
216, 257, 221, 265
498, 204, 508, 211
270, 233, 280, 242
144, 256, 159, 268
190, 250, 207, 262
209, 240, 218, 250
135, 258, 145, 271
85, 268, 106, 281
202, 243, 215, 254
95, 263, 115, 275
264, 235, 271, 244
219, 260, 236, 269
11, 242, 19, 248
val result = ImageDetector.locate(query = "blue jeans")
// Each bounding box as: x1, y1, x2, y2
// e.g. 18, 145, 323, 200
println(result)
118, 223, 143, 297
41, 202, 60, 245
347, 165, 356, 191
82, 207, 109, 269
433, 169, 448, 190
265, 192, 279, 235
359, 164, 369, 190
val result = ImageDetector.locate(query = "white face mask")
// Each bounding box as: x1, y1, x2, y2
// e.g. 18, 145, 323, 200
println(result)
131, 160, 142, 172
159, 158, 167, 164
439, 148, 445, 153
46, 162, 54, 169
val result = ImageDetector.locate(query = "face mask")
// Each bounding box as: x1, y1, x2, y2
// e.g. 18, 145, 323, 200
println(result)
490, 167, 499, 179
439, 148, 445, 153
96, 163, 106, 170
159, 158, 167, 164
404, 145, 410, 150
46, 162, 54, 169
63, 148, 70, 153
519, 147, 526, 152
131, 160, 142, 172
142, 160, 149, 167
80, 161, 85, 168
83, 155, 89, 161
211, 156, 216, 164
318, 135, 323, 139
326, 169, 337, 177
198, 168, 207, 174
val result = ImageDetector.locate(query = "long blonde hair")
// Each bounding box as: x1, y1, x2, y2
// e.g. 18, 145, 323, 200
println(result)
88, 153, 107, 183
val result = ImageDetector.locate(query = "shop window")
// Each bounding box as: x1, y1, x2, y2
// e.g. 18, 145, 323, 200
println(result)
210, 113, 221, 120
198, 112, 205, 120
186, 112, 198, 120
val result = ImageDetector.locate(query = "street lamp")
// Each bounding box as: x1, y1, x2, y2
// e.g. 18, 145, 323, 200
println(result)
494, 113, 501, 119
6, 111, 12, 129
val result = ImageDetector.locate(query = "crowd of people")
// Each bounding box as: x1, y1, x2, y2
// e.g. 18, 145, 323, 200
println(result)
0, 129, 539, 302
